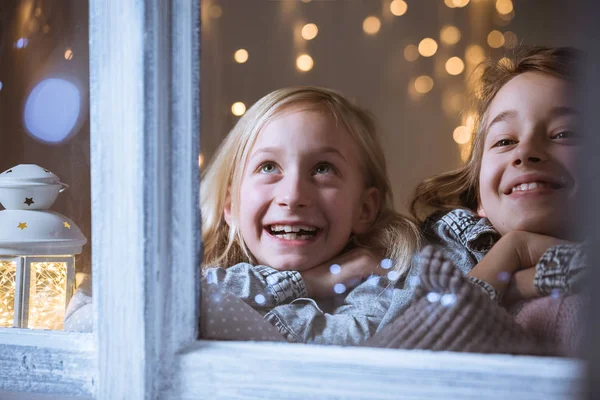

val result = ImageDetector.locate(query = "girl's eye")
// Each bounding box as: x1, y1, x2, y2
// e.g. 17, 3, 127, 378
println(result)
492, 139, 516, 148
314, 163, 334, 175
552, 131, 578, 140
259, 163, 279, 174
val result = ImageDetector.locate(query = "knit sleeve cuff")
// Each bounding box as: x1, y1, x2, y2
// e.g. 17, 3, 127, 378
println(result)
254, 266, 308, 305
534, 243, 587, 296
464, 275, 503, 304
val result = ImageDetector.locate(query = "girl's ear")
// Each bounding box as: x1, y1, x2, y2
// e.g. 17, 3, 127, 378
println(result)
352, 187, 381, 235
476, 203, 487, 218
223, 192, 232, 226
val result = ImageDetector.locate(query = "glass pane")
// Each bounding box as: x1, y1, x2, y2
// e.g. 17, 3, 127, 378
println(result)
27, 259, 71, 330
199, 0, 585, 357
0, 260, 17, 328
0, 0, 91, 331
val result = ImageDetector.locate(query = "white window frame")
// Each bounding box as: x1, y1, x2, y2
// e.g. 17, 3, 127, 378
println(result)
0, 1, 593, 399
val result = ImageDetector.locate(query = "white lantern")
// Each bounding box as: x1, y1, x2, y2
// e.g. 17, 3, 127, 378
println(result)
0, 164, 87, 330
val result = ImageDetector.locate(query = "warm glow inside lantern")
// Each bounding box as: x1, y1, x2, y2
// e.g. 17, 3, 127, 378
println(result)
0, 164, 86, 330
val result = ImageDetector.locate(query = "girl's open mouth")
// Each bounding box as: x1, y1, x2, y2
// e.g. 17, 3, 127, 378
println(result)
265, 224, 320, 241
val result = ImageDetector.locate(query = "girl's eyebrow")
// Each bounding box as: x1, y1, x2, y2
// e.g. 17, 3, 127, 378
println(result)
549, 106, 579, 118
487, 109, 517, 131
488, 106, 579, 132
250, 146, 347, 162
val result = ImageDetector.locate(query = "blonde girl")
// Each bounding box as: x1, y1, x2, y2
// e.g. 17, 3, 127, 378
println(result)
200, 86, 422, 344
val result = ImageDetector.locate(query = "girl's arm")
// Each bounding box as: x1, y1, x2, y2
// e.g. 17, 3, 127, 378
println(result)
263, 262, 421, 345
203, 263, 307, 310
504, 243, 587, 304
466, 230, 566, 296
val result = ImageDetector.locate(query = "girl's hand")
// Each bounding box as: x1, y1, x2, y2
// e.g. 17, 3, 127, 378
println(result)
503, 267, 537, 305
467, 230, 566, 295
301, 248, 386, 298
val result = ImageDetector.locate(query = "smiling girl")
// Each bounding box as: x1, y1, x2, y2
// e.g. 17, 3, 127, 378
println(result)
369, 46, 587, 355
200, 86, 421, 343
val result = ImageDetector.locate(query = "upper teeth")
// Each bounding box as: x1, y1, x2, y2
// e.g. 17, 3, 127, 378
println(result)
511, 182, 550, 193
270, 225, 316, 233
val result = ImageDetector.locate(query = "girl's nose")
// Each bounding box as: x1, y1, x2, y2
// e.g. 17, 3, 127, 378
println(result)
512, 135, 547, 167
275, 174, 312, 209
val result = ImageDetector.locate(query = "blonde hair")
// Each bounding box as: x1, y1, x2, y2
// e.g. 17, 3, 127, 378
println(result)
201, 86, 421, 275
410, 46, 581, 224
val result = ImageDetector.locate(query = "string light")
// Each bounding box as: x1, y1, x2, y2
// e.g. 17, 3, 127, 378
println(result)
487, 30, 505, 48
440, 25, 461, 45
495, 0, 513, 15
390, 0, 408, 16
418, 38, 438, 57
296, 54, 314, 71
453, 126, 471, 144
465, 44, 485, 64
451, 0, 469, 8
414, 75, 434, 94
0, 261, 16, 328
404, 44, 419, 61
301, 23, 319, 40
363, 16, 381, 35
209, 5, 222, 18
231, 102, 246, 116
444, 0, 456, 8
27, 262, 68, 330
234, 49, 249, 63
198, 154, 204, 168
64, 49, 73, 60
445, 57, 465, 75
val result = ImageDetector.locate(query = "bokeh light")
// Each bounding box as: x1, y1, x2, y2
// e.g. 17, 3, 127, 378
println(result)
301, 23, 319, 40
390, 0, 408, 16
209, 5, 222, 18
234, 49, 249, 63
453, 126, 471, 144
465, 44, 485, 64
24, 78, 81, 143
404, 44, 419, 61
452, 0, 470, 7
231, 102, 246, 116
487, 30, 505, 48
418, 38, 438, 57
334, 283, 347, 294
495, 0, 513, 15
363, 16, 381, 35
440, 25, 461, 45
296, 54, 314, 71
445, 57, 465, 75
414, 75, 434, 94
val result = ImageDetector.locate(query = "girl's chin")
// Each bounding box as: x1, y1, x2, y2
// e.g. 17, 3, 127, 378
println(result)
264, 256, 323, 272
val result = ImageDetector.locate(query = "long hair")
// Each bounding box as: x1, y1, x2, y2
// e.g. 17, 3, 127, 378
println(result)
410, 46, 581, 224
201, 86, 421, 275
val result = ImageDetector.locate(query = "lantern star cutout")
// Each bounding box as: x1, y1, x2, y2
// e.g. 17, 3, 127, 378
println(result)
24, 197, 35, 206
17, 222, 28, 230
63, 221, 71, 229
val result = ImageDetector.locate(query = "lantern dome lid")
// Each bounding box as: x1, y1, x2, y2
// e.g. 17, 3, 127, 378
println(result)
0, 210, 87, 256
0, 164, 63, 186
